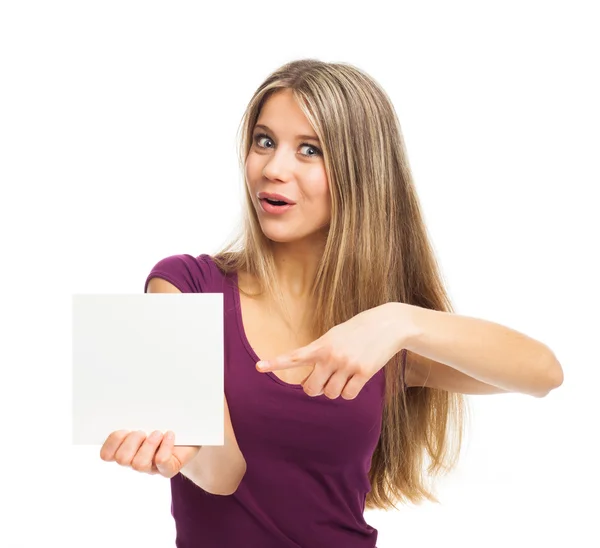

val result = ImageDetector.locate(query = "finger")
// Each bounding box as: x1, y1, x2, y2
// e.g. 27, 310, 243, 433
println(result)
340, 374, 368, 400
100, 430, 131, 462
131, 430, 164, 473
114, 431, 147, 467
258, 344, 320, 372
321, 370, 352, 400
155, 431, 180, 478
301, 364, 335, 398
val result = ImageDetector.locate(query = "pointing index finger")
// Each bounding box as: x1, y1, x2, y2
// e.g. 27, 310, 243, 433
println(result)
257, 356, 297, 371
257, 345, 317, 371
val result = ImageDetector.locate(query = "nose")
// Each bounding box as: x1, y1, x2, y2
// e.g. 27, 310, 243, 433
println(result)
262, 147, 294, 182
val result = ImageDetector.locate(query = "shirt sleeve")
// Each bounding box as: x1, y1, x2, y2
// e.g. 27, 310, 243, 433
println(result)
143, 254, 214, 294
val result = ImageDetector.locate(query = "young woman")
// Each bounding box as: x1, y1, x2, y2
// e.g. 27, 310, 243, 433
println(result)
100, 59, 564, 547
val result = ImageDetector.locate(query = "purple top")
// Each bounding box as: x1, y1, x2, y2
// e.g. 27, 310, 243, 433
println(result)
144, 253, 396, 548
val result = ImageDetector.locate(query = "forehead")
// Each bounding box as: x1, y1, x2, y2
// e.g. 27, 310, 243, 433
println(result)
256, 90, 315, 135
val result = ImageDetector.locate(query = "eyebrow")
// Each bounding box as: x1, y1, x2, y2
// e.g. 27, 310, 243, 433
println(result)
254, 124, 321, 143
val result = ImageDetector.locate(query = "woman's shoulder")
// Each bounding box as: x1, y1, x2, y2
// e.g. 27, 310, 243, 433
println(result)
144, 253, 226, 293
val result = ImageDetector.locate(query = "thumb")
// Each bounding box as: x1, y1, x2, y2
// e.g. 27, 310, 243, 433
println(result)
154, 431, 181, 479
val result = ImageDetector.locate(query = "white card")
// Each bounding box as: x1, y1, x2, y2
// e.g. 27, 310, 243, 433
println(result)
72, 293, 223, 446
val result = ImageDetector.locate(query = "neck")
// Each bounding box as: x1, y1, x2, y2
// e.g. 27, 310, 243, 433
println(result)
270, 239, 324, 302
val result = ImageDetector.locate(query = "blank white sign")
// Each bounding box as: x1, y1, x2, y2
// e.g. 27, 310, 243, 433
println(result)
72, 293, 223, 446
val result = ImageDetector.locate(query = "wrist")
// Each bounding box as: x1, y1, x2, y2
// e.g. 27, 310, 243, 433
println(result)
384, 301, 423, 353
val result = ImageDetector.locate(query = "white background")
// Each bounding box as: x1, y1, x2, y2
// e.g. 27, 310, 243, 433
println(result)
1, 1, 598, 547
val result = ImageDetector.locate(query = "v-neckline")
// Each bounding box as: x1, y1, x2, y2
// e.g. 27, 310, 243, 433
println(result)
232, 270, 307, 390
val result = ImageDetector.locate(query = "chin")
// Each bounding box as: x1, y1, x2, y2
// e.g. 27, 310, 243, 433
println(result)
262, 232, 298, 243
261, 226, 329, 245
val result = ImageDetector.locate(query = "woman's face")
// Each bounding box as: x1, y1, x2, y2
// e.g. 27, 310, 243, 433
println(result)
245, 89, 331, 245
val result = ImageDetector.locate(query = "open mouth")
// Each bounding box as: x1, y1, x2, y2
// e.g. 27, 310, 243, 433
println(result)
259, 198, 295, 214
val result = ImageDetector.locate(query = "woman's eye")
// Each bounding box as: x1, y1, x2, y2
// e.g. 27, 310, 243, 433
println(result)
300, 144, 321, 157
254, 134, 274, 148
253, 133, 321, 157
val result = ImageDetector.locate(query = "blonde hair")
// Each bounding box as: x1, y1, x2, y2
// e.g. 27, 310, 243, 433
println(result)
211, 58, 469, 510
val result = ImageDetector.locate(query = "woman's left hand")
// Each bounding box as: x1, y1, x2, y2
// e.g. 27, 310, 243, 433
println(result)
256, 303, 408, 400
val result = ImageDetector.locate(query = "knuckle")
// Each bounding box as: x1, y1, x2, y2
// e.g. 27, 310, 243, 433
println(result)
304, 385, 318, 397
342, 388, 357, 400
131, 458, 150, 473
100, 431, 128, 461
330, 348, 342, 362
331, 351, 348, 366
357, 364, 369, 376
346, 359, 360, 372
320, 345, 334, 360
130, 461, 144, 472
154, 446, 167, 460
154, 448, 170, 467
155, 454, 169, 467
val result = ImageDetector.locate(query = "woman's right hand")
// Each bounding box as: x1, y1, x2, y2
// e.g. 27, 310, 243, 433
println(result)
100, 430, 201, 479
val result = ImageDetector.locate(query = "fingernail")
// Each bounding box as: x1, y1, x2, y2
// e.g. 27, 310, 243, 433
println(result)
257, 361, 269, 370
149, 430, 161, 441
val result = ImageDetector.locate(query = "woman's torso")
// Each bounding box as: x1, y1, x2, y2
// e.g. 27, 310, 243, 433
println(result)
145, 253, 386, 547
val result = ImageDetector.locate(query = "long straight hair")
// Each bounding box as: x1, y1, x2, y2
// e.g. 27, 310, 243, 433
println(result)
211, 59, 469, 510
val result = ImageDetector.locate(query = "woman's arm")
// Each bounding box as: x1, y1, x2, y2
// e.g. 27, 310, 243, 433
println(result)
389, 302, 563, 398
180, 395, 247, 495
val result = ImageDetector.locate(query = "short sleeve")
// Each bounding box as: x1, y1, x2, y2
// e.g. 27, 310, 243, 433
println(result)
143, 254, 215, 294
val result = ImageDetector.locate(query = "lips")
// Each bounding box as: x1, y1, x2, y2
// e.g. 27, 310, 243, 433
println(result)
257, 192, 296, 205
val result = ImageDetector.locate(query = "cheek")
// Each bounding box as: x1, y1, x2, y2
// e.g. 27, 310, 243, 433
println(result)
305, 167, 329, 196
314, 175, 330, 208
245, 154, 260, 180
